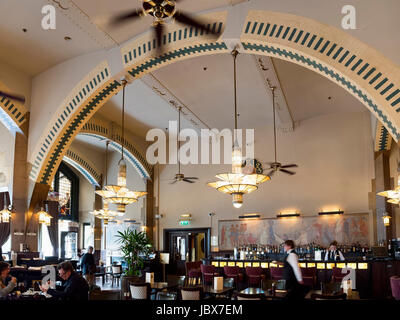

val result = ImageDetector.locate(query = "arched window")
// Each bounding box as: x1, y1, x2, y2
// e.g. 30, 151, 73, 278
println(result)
52, 162, 79, 222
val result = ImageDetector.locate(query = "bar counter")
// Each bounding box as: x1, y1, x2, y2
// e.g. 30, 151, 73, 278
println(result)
203, 257, 400, 299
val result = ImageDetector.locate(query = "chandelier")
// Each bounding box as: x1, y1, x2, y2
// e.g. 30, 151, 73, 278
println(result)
377, 186, 400, 204
95, 80, 147, 213
207, 49, 270, 208
37, 207, 52, 226
90, 202, 118, 225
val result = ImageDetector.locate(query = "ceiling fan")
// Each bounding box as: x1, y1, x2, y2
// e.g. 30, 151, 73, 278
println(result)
110, 0, 222, 55
265, 87, 298, 178
169, 107, 198, 184
0, 90, 25, 103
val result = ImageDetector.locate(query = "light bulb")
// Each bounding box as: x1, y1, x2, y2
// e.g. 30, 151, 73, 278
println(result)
232, 193, 243, 208
233, 202, 243, 209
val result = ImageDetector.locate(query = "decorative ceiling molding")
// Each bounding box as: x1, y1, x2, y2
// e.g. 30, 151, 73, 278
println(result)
241, 11, 400, 142
375, 121, 392, 152
64, 146, 101, 186
47, 0, 118, 48
252, 54, 294, 132
79, 115, 152, 179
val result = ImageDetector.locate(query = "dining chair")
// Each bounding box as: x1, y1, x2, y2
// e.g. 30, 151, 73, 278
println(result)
94, 266, 106, 285
156, 292, 178, 300
200, 264, 218, 285
179, 287, 203, 300
245, 267, 264, 288
223, 266, 243, 288
270, 266, 284, 280
300, 267, 317, 288
331, 267, 350, 283
129, 282, 151, 300
111, 265, 122, 287
390, 276, 400, 300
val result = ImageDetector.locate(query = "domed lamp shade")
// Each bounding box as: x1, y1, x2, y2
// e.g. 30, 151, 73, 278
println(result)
0, 206, 11, 223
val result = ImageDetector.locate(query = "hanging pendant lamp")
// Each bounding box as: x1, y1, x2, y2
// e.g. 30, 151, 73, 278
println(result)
92, 140, 119, 223
207, 49, 270, 208
97, 80, 147, 213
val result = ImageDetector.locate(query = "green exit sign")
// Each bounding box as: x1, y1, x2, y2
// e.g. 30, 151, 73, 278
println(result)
179, 220, 191, 226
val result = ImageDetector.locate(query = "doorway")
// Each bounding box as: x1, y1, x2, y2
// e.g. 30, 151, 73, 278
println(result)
163, 228, 210, 276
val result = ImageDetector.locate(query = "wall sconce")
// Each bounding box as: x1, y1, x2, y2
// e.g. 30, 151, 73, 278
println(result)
277, 212, 300, 218
0, 205, 11, 223
382, 214, 391, 227
238, 213, 261, 220
318, 210, 344, 216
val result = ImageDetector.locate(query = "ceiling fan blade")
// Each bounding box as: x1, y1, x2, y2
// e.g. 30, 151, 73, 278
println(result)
280, 169, 296, 175
0, 91, 25, 103
174, 11, 221, 36
267, 170, 275, 178
280, 164, 298, 169
183, 177, 198, 180
169, 179, 178, 184
183, 178, 195, 183
110, 8, 142, 26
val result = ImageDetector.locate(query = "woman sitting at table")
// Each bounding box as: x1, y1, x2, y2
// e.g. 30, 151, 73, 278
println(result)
0, 262, 17, 298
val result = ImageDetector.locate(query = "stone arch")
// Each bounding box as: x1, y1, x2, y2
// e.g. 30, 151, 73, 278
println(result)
63, 146, 102, 187
79, 116, 152, 179
29, 9, 400, 196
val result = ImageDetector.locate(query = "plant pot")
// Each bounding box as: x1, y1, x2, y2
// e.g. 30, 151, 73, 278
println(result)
121, 273, 144, 299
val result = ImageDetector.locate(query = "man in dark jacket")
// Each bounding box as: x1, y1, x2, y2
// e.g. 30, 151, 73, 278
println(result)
81, 246, 96, 287
40, 261, 89, 300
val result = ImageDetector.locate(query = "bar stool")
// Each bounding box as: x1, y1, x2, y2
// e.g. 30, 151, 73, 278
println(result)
270, 266, 284, 280
331, 267, 350, 283
300, 267, 317, 288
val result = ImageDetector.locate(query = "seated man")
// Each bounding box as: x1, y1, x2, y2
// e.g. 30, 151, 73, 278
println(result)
0, 262, 17, 298
40, 261, 89, 301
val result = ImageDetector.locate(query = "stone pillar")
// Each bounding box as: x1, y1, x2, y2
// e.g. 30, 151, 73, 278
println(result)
146, 175, 155, 246
93, 191, 103, 256
374, 152, 393, 244
11, 118, 43, 252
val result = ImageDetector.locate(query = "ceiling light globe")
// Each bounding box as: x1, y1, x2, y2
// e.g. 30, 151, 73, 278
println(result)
232, 193, 243, 208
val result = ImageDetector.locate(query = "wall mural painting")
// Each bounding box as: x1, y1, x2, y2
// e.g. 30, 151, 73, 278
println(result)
218, 214, 369, 250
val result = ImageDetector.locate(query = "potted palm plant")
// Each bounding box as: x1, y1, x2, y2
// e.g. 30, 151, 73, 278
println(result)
116, 229, 152, 298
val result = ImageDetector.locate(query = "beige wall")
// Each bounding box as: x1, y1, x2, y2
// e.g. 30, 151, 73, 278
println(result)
389, 142, 400, 239
156, 111, 375, 249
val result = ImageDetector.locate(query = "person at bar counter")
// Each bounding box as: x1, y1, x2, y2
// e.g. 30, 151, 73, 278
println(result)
80, 246, 96, 287
0, 262, 17, 298
324, 241, 345, 261
40, 261, 89, 300
283, 240, 305, 300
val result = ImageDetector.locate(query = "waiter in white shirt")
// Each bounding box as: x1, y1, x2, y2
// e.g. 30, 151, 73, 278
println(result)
324, 241, 345, 261
283, 240, 304, 299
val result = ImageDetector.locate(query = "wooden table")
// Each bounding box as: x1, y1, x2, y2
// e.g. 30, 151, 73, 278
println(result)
240, 287, 287, 299
305, 290, 360, 300
202, 285, 234, 296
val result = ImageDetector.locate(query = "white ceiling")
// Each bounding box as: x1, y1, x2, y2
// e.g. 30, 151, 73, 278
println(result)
96, 52, 366, 142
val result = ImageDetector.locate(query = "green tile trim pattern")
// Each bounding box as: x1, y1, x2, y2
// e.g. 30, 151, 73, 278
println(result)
30, 64, 111, 183
64, 148, 101, 186
375, 121, 392, 152
80, 119, 152, 179
126, 42, 228, 79
34, 80, 121, 185
243, 20, 400, 141
123, 23, 224, 66
0, 95, 28, 130
242, 41, 400, 141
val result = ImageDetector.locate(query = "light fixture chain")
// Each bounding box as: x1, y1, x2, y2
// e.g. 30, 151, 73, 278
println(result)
178, 107, 181, 174
272, 88, 277, 163
232, 50, 239, 139
121, 80, 127, 160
